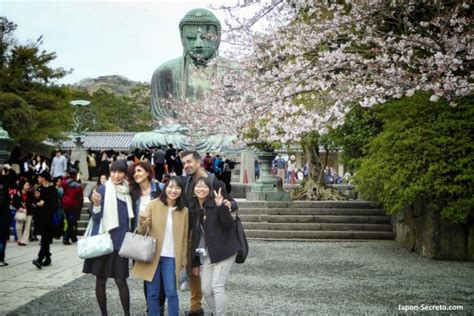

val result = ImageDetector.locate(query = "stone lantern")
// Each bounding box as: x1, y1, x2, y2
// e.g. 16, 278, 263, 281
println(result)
0, 121, 12, 163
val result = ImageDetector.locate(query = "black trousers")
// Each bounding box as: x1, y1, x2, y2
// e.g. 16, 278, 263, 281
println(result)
64, 212, 78, 242
0, 237, 6, 262
38, 230, 52, 262
155, 164, 165, 181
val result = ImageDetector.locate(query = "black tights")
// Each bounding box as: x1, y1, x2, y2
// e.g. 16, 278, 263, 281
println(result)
95, 277, 130, 316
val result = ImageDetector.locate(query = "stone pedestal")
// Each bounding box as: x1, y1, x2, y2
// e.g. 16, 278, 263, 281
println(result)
246, 151, 291, 201
70, 137, 89, 181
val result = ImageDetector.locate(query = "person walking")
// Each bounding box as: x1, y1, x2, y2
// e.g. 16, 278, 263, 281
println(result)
50, 150, 68, 179
165, 144, 177, 175
174, 149, 184, 177
83, 160, 134, 316
98, 151, 110, 178
32, 171, 59, 269
274, 154, 286, 183
61, 169, 83, 245
87, 149, 97, 181
153, 146, 166, 182
190, 177, 240, 316
133, 176, 189, 316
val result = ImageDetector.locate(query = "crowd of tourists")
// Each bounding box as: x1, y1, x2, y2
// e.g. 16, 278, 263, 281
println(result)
272, 154, 310, 184
0, 146, 242, 316
272, 154, 352, 185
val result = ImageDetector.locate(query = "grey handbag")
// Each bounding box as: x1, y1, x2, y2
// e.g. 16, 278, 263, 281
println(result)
118, 227, 156, 263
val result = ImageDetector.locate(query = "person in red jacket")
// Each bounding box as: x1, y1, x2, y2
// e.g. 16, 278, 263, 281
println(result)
61, 169, 83, 245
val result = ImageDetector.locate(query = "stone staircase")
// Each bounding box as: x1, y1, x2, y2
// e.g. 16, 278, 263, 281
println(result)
78, 202, 90, 236
238, 200, 394, 240
78, 200, 394, 240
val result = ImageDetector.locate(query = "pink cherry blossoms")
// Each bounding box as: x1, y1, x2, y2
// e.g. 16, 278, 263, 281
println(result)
170, 0, 473, 145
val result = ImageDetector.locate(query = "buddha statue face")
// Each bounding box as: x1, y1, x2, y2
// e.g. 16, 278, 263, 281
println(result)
181, 24, 219, 65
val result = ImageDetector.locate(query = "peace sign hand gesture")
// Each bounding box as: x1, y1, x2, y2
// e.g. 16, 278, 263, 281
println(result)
214, 187, 224, 206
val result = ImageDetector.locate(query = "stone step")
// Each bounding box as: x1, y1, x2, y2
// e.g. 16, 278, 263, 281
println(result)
239, 214, 391, 224
237, 200, 379, 209
243, 222, 393, 232
238, 208, 387, 216
245, 230, 394, 240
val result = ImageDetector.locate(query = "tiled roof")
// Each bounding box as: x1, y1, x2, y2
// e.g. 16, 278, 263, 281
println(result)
59, 132, 137, 151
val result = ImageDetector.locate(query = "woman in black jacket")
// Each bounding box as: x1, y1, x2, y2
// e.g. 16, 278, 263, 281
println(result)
190, 176, 239, 316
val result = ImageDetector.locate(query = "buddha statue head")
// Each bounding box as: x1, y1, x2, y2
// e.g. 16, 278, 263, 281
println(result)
179, 8, 221, 66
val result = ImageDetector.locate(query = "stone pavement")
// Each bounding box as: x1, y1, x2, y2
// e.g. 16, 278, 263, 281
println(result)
0, 237, 83, 313
2, 240, 474, 315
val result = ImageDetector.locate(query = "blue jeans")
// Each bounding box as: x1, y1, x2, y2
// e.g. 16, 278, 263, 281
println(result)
146, 257, 178, 316
9, 208, 17, 241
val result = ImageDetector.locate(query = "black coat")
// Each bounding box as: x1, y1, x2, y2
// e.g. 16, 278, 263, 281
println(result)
35, 184, 59, 234
184, 173, 239, 267
0, 175, 11, 239
192, 199, 240, 265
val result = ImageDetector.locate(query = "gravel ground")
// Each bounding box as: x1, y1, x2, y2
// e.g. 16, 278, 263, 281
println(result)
8, 240, 474, 315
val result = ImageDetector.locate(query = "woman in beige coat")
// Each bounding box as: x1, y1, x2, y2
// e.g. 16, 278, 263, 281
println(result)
133, 176, 188, 316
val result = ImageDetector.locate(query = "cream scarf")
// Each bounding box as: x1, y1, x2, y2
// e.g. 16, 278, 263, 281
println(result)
103, 179, 134, 232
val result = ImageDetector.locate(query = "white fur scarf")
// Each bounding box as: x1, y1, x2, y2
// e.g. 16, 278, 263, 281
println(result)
102, 179, 134, 232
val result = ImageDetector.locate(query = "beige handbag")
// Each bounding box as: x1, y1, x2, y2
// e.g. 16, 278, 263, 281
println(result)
119, 227, 156, 263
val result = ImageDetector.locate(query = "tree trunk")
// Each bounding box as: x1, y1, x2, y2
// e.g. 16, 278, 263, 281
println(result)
293, 136, 345, 201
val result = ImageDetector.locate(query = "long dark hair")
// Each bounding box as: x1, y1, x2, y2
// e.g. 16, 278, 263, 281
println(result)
159, 176, 185, 211
127, 161, 155, 201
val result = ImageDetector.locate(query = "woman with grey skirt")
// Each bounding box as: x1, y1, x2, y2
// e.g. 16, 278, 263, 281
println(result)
83, 160, 134, 316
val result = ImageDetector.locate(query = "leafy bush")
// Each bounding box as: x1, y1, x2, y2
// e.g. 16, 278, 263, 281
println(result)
354, 93, 473, 223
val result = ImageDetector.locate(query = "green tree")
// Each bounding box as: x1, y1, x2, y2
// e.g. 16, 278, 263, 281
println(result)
0, 17, 73, 144
353, 93, 474, 223
329, 105, 385, 172
83, 86, 152, 132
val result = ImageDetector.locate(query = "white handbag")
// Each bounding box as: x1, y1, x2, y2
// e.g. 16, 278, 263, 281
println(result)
119, 227, 156, 263
77, 218, 114, 259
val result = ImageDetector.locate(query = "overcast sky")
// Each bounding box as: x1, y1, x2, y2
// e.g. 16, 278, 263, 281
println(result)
1, 0, 234, 84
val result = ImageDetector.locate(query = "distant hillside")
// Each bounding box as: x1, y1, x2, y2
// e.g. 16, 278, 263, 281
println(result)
74, 75, 147, 95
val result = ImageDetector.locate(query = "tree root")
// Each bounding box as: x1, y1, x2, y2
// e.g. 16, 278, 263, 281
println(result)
293, 180, 346, 201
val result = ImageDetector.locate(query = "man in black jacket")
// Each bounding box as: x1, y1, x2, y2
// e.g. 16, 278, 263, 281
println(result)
179, 150, 237, 316
165, 144, 177, 175
152, 146, 166, 181
32, 171, 58, 269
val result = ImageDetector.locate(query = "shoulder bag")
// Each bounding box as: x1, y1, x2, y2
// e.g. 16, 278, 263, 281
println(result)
119, 227, 156, 263
77, 218, 114, 259
234, 210, 249, 264
14, 210, 27, 221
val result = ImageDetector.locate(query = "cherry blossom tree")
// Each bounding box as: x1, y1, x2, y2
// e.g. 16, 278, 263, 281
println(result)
169, 0, 473, 199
